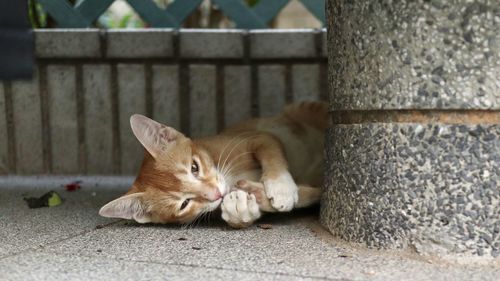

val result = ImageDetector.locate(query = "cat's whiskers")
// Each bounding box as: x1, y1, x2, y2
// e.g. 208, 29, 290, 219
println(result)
181, 222, 189, 230
221, 151, 254, 179
218, 134, 251, 176
207, 210, 213, 223
194, 213, 203, 228
201, 211, 208, 224
184, 210, 205, 230
216, 131, 255, 175
203, 211, 211, 225
219, 134, 259, 177
222, 151, 253, 173
223, 159, 254, 179
195, 204, 218, 228
201, 210, 212, 226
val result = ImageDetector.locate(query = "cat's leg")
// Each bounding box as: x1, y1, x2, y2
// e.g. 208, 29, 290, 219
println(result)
295, 185, 322, 208
236, 180, 321, 212
221, 190, 261, 229
249, 134, 298, 212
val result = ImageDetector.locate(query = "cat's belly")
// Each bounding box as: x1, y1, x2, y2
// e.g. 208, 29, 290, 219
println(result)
259, 124, 324, 187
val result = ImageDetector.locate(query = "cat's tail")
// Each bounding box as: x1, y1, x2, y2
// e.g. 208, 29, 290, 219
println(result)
282, 101, 331, 131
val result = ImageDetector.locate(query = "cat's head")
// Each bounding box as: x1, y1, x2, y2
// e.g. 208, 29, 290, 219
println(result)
99, 114, 228, 224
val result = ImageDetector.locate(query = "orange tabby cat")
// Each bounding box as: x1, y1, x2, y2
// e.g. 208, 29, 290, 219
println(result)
99, 101, 329, 228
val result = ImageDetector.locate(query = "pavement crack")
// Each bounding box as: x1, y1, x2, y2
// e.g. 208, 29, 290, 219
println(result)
40, 250, 342, 280
130, 259, 341, 280
0, 220, 122, 261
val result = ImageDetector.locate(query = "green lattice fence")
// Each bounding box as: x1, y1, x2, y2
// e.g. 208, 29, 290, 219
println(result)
37, 0, 325, 28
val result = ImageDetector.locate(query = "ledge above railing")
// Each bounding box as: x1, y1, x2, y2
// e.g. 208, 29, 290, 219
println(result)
34, 28, 327, 59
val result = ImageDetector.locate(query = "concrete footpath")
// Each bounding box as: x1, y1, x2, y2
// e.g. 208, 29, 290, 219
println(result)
0, 178, 498, 281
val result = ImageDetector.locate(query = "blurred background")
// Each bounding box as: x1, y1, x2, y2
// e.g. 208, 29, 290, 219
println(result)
28, 0, 323, 29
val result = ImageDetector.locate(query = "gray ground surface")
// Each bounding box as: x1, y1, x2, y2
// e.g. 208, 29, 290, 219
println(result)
0, 183, 498, 281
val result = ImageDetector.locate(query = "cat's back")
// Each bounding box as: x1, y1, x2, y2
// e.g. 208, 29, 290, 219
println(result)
223, 101, 329, 134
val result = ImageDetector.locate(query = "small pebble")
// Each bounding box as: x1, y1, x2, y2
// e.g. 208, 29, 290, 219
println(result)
258, 224, 273, 229
338, 253, 352, 258
365, 270, 376, 276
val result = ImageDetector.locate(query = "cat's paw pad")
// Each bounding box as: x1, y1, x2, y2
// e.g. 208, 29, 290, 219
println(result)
221, 190, 261, 229
263, 172, 298, 212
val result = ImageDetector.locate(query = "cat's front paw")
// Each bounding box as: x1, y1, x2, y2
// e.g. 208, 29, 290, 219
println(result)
236, 180, 275, 212
221, 190, 261, 229
263, 172, 298, 212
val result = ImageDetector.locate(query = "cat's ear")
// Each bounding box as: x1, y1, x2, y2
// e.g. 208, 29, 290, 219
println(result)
130, 114, 182, 159
99, 193, 151, 223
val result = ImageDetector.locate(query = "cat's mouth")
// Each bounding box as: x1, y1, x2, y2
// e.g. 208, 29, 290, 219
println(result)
209, 197, 222, 203
206, 198, 223, 212
216, 182, 229, 197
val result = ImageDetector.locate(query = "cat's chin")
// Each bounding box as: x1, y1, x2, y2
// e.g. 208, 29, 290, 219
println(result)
205, 198, 223, 212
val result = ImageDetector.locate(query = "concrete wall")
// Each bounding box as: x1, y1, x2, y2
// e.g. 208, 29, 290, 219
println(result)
322, 0, 499, 258
0, 29, 326, 175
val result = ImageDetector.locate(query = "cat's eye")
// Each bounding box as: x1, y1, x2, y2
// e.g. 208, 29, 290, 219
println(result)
191, 160, 199, 176
180, 198, 190, 210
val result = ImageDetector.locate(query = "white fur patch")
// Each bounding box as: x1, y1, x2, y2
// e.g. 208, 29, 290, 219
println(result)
263, 171, 298, 212
221, 190, 261, 228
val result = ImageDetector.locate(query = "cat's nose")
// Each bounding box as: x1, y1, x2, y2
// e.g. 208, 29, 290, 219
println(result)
205, 189, 222, 201
214, 190, 222, 200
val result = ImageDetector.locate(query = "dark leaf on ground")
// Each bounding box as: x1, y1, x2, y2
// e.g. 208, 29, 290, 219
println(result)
24, 191, 62, 208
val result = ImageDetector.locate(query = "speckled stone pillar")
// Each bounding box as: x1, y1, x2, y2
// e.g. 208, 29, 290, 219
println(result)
321, 0, 499, 257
